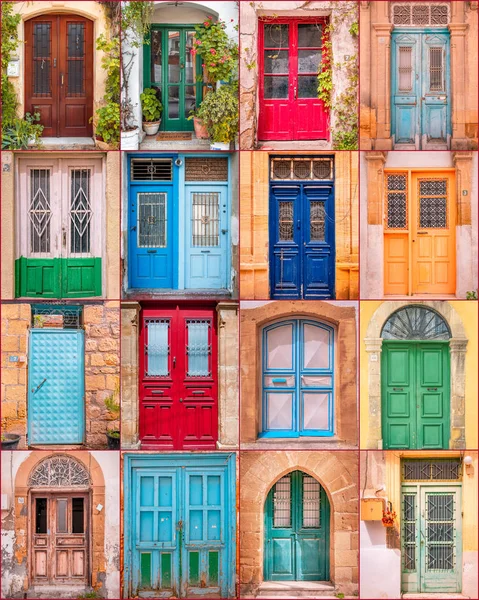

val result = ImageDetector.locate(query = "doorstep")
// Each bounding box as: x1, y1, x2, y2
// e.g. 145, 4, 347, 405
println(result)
257, 140, 332, 151
402, 594, 471, 599
242, 438, 356, 450
27, 586, 88, 599
124, 288, 233, 300
249, 581, 339, 599
140, 135, 213, 151
38, 137, 96, 150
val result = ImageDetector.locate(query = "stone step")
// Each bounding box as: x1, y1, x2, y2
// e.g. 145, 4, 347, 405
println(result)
27, 586, 90, 599
255, 581, 337, 598
402, 594, 471, 599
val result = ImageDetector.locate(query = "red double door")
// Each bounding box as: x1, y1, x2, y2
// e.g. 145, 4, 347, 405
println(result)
139, 305, 218, 449
258, 18, 329, 141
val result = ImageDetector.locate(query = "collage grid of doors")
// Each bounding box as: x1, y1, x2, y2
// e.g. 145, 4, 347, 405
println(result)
0, 1, 478, 599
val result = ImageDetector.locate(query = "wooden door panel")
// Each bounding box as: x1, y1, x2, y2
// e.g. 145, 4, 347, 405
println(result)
385, 235, 408, 295
34, 550, 48, 578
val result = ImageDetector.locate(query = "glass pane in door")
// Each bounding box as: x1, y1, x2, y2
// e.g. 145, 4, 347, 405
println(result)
267, 392, 293, 429
167, 31, 180, 83
146, 319, 169, 376
303, 324, 330, 369
303, 392, 329, 430
266, 325, 293, 369
67, 23, 85, 96
33, 23, 52, 96
70, 169, 92, 254
151, 30, 163, 84
137, 193, 167, 248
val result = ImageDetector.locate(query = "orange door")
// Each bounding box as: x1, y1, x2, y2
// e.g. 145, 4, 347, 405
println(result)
411, 173, 455, 295
384, 171, 455, 296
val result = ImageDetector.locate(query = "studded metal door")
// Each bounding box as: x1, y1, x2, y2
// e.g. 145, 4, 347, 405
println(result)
25, 15, 93, 137
402, 485, 462, 593
139, 305, 218, 450
258, 19, 328, 141
126, 453, 236, 598
269, 158, 335, 299
28, 329, 85, 444
264, 471, 330, 582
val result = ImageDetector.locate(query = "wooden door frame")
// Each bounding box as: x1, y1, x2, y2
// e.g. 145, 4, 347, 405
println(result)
28, 488, 92, 588
383, 167, 456, 296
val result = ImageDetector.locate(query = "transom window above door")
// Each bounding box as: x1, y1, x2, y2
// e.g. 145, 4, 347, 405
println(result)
391, 3, 450, 26
261, 318, 334, 438
381, 306, 451, 340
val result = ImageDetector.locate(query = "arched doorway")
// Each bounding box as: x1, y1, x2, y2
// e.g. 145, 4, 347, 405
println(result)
24, 14, 94, 137
263, 470, 330, 582
27, 455, 91, 588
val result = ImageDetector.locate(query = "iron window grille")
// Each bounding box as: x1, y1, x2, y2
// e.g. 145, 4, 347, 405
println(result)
144, 318, 170, 377
385, 173, 408, 229
131, 158, 173, 181
391, 3, 450, 26
418, 178, 448, 229
28, 455, 91, 487
31, 304, 83, 329
270, 157, 334, 181
402, 459, 462, 481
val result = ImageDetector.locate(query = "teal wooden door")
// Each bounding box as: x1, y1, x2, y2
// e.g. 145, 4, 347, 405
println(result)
402, 485, 462, 593
382, 342, 450, 449
144, 27, 204, 131
264, 471, 330, 582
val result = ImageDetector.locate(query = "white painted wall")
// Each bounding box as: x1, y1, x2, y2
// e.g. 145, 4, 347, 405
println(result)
123, 1, 238, 129
360, 520, 401, 598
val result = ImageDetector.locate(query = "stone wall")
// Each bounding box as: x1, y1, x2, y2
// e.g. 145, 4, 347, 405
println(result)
240, 451, 359, 596
240, 151, 359, 299
1, 303, 120, 449
240, 301, 358, 447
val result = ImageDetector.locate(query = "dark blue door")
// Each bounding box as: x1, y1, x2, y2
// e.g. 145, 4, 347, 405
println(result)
270, 183, 335, 299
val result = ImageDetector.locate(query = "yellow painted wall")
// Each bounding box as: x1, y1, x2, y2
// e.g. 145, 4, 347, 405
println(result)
360, 301, 478, 448
385, 451, 478, 552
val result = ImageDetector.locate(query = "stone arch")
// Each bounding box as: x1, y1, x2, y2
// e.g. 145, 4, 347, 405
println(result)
240, 301, 357, 446
151, 1, 220, 22
240, 451, 358, 596
364, 301, 468, 449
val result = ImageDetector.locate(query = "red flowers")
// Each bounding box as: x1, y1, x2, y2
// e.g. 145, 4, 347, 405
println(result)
209, 48, 216, 55
382, 510, 397, 527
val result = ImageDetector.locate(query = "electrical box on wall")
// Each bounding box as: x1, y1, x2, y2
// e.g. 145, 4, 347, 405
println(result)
361, 498, 384, 520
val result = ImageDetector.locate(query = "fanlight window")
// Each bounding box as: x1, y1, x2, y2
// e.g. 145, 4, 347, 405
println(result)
29, 455, 91, 487
381, 306, 451, 340
391, 3, 450, 26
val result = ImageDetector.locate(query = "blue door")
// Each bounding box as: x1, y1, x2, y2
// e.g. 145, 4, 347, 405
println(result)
28, 329, 84, 444
270, 183, 335, 299
260, 319, 334, 438
392, 30, 450, 149
124, 453, 236, 599
185, 185, 229, 289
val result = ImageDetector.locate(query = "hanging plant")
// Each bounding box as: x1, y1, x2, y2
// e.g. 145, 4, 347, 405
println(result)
193, 16, 238, 84
382, 509, 397, 528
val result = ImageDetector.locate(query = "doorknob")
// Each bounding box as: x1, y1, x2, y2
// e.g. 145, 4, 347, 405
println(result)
179, 398, 183, 403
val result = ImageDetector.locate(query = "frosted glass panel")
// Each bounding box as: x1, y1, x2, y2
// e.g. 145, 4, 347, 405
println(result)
146, 321, 169, 376
267, 325, 293, 369
301, 375, 332, 387
267, 393, 293, 429
187, 320, 210, 376
303, 324, 330, 369
303, 393, 329, 430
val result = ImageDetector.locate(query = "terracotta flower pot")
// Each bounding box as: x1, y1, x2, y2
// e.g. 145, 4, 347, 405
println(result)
193, 117, 209, 139
143, 120, 161, 136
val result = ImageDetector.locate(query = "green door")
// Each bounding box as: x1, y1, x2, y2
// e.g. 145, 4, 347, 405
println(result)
144, 27, 204, 131
264, 471, 330, 582
402, 484, 462, 593
382, 342, 450, 449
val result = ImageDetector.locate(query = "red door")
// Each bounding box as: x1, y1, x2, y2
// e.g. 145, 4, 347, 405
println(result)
25, 15, 93, 137
258, 18, 328, 141
139, 305, 218, 449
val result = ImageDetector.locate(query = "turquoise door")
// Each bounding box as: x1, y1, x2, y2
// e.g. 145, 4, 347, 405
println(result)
264, 471, 330, 581
184, 185, 229, 289
392, 30, 450, 148
28, 329, 84, 444
124, 453, 236, 598
402, 484, 462, 593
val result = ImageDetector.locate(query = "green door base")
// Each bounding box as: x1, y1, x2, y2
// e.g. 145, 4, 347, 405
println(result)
15, 257, 102, 298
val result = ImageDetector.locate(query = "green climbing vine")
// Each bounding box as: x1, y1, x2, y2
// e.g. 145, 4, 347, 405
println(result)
317, 24, 333, 109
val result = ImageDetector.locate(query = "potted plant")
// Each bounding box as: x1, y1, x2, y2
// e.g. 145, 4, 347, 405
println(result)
140, 87, 163, 135
382, 509, 397, 528
195, 84, 238, 150
104, 382, 120, 450
1, 433, 21, 450
94, 102, 120, 150
188, 107, 209, 139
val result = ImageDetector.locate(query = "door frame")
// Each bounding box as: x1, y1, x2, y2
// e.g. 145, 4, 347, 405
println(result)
383, 167, 456, 296
24, 13, 94, 138
29, 489, 92, 588
123, 452, 237, 599
143, 24, 205, 132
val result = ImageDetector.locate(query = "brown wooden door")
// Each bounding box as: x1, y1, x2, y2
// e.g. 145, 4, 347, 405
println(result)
25, 15, 93, 138
31, 493, 89, 586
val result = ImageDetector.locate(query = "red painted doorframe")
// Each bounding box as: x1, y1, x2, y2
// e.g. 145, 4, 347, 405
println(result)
139, 303, 218, 450
24, 14, 93, 138
258, 17, 329, 141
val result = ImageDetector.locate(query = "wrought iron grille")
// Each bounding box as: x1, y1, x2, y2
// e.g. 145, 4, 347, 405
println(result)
302, 475, 320, 528
386, 174, 407, 229
33, 23, 52, 96
186, 320, 211, 377
28, 455, 91, 487
278, 202, 294, 241
30, 169, 52, 254
137, 193, 167, 248
273, 474, 291, 528
67, 22, 85, 97
31, 304, 83, 329
271, 157, 333, 181
381, 306, 451, 340
131, 159, 173, 181
391, 3, 449, 26
426, 494, 455, 570
418, 179, 448, 228
402, 459, 462, 481
185, 157, 228, 181
429, 47, 444, 91
310, 202, 325, 241
403, 494, 417, 570
398, 47, 413, 91
145, 318, 170, 377
70, 169, 92, 254
191, 193, 220, 247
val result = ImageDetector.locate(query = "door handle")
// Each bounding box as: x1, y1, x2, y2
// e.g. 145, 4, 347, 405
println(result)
221, 229, 228, 234
130, 226, 137, 231
293, 86, 297, 100
147, 249, 157, 253
60, 73, 64, 86
417, 231, 428, 235
62, 229, 67, 248
173, 357, 176, 367
32, 378, 47, 394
